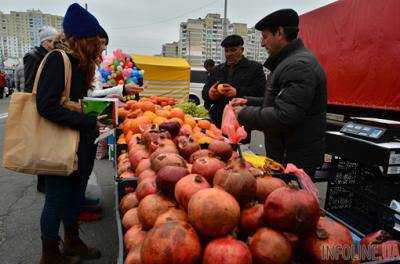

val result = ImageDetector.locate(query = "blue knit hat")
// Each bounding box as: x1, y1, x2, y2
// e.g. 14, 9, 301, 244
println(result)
63, 3, 105, 38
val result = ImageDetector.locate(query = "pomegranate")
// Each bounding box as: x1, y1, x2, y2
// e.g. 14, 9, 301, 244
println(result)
264, 185, 320, 236
304, 217, 354, 264
149, 144, 178, 160
141, 221, 201, 264
189, 149, 214, 163
118, 152, 129, 163
135, 158, 151, 176
250, 227, 293, 264
120, 192, 139, 214
191, 157, 225, 183
124, 225, 147, 251
360, 230, 391, 247
188, 188, 240, 238
138, 169, 156, 184
148, 138, 176, 154
122, 208, 140, 230
208, 140, 233, 161
248, 167, 264, 177
156, 166, 189, 197
124, 247, 142, 264
174, 174, 210, 211
129, 149, 150, 170
118, 161, 131, 176
176, 136, 200, 160
159, 120, 181, 138
203, 236, 252, 264
127, 136, 144, 151
256, 176, 287, 203
137, 194, 175, 230
150, 153, 186, 172
136, 177, 157, 201
213, 168, 256, 205
240, 203, 264, 235
154, 208, 188, 226
120, 170, 136, 179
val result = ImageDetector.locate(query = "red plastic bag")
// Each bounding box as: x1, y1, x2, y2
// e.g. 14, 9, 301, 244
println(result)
284, 163, 319, 203
221, 102, 247, 144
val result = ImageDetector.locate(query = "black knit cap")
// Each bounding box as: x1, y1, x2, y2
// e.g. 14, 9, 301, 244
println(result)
99, 27, 109, 45
221, 34, 244, 48
255, 9, 299, 31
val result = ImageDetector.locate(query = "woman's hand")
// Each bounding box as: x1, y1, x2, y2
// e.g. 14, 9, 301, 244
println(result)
124, 83, 144, 95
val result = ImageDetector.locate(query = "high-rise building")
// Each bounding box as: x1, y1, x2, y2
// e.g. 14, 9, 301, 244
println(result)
175, 13, 268, 67
0, 10, 62, 60
161, 41, 179, 57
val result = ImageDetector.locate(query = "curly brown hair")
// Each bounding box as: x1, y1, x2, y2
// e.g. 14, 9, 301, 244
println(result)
64, 36, 103, 89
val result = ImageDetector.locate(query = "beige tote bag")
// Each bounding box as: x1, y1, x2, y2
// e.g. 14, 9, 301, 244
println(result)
2, 50, 80, 176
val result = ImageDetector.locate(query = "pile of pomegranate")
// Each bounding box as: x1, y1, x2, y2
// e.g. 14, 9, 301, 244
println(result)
117, 103, 400, 264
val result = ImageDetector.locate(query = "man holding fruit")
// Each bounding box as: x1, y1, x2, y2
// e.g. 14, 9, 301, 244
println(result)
202, 34, 266, 128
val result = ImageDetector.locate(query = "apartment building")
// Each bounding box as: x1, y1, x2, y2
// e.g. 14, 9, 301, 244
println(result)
162, 41, 179, 57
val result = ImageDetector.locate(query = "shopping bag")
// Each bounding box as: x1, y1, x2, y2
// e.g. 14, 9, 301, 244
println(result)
284, 163, 319, 202
2, 50, 80, 176
221, 102, 247, 144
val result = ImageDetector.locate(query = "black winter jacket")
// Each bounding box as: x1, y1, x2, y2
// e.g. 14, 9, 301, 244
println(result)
23, 46, 48, 93
202, 57, 266, 127
238, 39, 327, 169
36, 50, 98, 177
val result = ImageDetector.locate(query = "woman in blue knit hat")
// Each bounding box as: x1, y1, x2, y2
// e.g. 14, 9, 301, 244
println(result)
36, 3, 108, 263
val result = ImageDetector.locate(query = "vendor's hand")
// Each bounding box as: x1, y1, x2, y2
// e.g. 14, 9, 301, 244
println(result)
208, 83, 221, 100
222, 84, 237, 99
124, 83, 144, 95
231, 98, 247, 107
105, 93, 122, 98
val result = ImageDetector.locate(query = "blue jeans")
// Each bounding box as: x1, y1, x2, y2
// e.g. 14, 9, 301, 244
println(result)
40, 172, 90, 240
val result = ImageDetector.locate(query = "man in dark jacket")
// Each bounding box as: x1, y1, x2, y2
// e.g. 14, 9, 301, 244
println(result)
202, 35, 266, 128
235, 9, 327, 178
23, 26, 58, 93
23, 26, 58, 193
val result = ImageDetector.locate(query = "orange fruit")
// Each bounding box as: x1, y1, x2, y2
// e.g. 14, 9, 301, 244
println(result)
155, 110, 170, 118
126, 116, 152, 134
118, 107, 129, 119
137, 100, 156, 112
125, 130, 134, 143
184, 115, 196, 128
198, 136, 213, 145
126, 100, 137, 110
163, 105, 172, 111
117, 134, 126, 144
143, 111, 157, 121
169, 108, 185, 120
198, 119, 211, 130
217, 84, 225, 94
153, 116, 168, 126
193, 126, 202, 134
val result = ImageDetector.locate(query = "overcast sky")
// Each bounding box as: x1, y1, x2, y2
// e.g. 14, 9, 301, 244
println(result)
1, 0, 336, 55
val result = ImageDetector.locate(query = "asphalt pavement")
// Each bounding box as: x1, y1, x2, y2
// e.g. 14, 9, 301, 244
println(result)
0, 97, 119, 264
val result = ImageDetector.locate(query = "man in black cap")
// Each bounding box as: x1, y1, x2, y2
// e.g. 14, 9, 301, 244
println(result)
234, 9, 327, 179
202, 34, 266, 128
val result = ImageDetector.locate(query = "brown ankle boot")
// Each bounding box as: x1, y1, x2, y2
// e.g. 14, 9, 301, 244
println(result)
63, 223, 101, 260
39, 239, 81, 264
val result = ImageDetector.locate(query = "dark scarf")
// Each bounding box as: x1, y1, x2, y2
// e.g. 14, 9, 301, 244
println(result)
264, 38, 304, 72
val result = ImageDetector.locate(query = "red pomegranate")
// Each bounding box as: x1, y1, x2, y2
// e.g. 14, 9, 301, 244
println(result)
191, 157, 225, 183
122, 208, 140, 230
135, 158, 151, 176
136, 177, 157, 201
240, 203, 264, 235
120, 192, 139, 215
120, 170, 136, 179
141, 221, 201, 264
124, 247, 142, 264
118, 152, 129, 163
118, 161, 131, 176
159, 120, 181, 138
148, 138, 176, 154
150, 153, 186, 172
129, 149, 150, 170
188, 188, 240, 238
149, 144, 178, 160
264, 186, 320, 236
156, 166, 189, 197
189, 149, 214, 163
203, 236, 252, 264
250, 227, 293, 264
360, 230, 391, 247
248, 167, 264, 177
124, 225, 147, 251
256, 176, 287, 203
137, 194, 175, 230
154, 208, 188, 226
213, 168, 256, 205
208, 140, 233, 161
174, 174, 210, 211
176, 136, 200, 160
304, 217, 354, 264
138, 169, 156, 184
